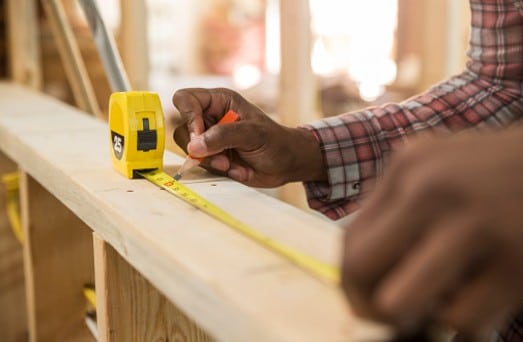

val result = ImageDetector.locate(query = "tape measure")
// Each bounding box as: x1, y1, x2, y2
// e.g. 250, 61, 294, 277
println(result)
108, 91, 340, 283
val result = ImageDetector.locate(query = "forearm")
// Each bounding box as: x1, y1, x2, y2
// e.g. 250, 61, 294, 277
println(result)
304, 0, 523, 220
304, 71, 523, 220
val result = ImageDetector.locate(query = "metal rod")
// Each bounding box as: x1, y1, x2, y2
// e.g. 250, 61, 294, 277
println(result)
78, 0, 132, 92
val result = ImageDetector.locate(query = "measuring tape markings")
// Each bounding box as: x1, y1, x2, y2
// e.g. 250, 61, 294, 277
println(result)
138, 169, 341, 284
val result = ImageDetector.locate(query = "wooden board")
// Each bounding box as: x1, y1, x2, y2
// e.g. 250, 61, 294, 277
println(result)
278, 0, 318, 209
94, 234, 211, 342
119, 0, 149, 90
20, 172, 95, 342
0, 152, 27, 342
0, 82, 391, 341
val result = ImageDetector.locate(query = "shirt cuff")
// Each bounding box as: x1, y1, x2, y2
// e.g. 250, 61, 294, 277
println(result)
301, 118, 362, 203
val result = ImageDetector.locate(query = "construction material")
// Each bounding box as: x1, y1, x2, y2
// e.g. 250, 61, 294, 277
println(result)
278, 0, 317, 209
40, 0, 102, 118
78, 0, 132, 92
0, 153, 26, 342
142, 169, 340, 283
20, 172, 95, 341
109, 89, 338, 282
0, 82, 391, 341
6, 0, 42, 89
93, 234, 211, 341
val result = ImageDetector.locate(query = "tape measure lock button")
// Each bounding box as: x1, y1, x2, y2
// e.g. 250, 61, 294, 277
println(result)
137, 118, 157, 152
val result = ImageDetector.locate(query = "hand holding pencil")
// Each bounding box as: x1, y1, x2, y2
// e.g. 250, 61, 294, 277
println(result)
174, 109, 239, 180
172, 88, 327, 187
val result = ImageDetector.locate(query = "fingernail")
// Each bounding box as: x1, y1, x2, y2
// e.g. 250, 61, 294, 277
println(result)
187, 135, 207, 157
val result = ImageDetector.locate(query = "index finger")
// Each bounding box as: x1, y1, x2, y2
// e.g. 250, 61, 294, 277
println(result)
172, 88, 235, 135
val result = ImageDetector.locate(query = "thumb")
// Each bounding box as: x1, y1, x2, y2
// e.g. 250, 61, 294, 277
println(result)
187, 122, 263, 158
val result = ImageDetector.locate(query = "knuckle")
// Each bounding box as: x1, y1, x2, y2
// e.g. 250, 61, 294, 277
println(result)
203, 127, 226, 152
172, 89, 189, 106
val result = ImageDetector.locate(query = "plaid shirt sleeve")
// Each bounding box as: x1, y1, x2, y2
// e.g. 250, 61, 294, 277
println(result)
303, 0, 523, 220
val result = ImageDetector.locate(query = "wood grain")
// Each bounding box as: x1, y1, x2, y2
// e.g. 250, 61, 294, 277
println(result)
0, 152, 27, 342
94, 234, 212, 342
20, 172, 95, 342
0, 83, 391, 341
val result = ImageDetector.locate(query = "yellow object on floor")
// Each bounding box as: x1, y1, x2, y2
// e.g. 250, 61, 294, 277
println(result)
2, 172, 23, 244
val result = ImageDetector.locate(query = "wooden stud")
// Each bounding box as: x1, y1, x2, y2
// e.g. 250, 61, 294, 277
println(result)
40, 0, 102, 118
444, 0, 470, 77
93, 234, 211, 342
278, 0, 317, 126
0, 153, 26, 342
396, 0, 453, 92
278, 0, 317, 209
0, 83, 390, 342
119, 0, 150, 90
6, 0, 42, 89
20, 172, 95, 341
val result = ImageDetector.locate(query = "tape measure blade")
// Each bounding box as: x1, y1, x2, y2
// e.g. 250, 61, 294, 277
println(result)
138, 170, 340, 283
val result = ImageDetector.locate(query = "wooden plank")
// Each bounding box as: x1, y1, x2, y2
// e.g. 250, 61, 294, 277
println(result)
6, 0, 42, 88
278, 0, 317, 209
94, 234, 211, 342
0, 153, 27, 342
0, 82, 390, 341
444, 0, 470, 77
278, 0, 316, 125
20, 172, 95, 342
119, 0, 149, 90
40, 0, 102, 118
396, 0, 449, 91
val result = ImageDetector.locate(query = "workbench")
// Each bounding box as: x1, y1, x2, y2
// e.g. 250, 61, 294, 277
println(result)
0, 82, 389, 341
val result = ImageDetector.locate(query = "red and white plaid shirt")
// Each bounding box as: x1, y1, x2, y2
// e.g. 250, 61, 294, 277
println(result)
303, 0, 523, 339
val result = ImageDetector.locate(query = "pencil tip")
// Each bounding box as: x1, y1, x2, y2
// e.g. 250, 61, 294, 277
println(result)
173, 173, 182, 181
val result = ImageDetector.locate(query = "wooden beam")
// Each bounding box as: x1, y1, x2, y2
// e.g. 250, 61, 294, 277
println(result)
278, 0, 317, 126
119, 0, 149, 90
94, 234, 211, 341
40, 0, 102, 118
20, 172, 95, 341
0, 153, 27, 342
399, 0, 469, 84
444, 0, 470, 77
0, 82, 390, 341
278, 0, 317, 209
6, 0, 42, 88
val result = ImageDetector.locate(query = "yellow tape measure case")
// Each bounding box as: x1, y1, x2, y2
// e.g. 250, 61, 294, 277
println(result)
109, 91, 165, 179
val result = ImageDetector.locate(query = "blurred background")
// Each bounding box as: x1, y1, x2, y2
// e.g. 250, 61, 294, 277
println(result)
0, 0, 471, 208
